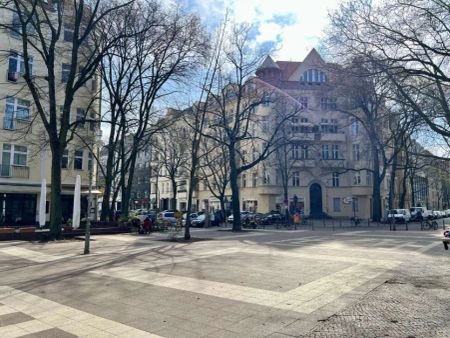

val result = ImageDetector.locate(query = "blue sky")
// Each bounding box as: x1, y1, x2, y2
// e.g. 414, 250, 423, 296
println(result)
180, 0, 342, 61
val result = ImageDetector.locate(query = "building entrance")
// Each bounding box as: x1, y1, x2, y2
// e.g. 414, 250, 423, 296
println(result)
309, 183, 323, 218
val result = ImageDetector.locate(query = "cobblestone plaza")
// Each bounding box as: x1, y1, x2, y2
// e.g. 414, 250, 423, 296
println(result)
0, 226, 449, 337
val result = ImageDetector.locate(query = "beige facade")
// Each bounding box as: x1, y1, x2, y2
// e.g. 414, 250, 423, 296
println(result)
0, 6, 100, 226
146, 49, 445, 220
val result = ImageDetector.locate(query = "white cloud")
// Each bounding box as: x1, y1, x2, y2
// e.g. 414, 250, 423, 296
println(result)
183, 0, 342, 61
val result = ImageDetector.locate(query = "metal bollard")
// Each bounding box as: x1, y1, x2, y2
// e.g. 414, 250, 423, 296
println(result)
443, 220, 445, 230
367, 218, 370, 227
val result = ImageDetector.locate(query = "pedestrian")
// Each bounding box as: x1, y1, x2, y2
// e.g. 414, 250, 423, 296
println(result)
143, 216, 152, 234
293, 212, 300, 226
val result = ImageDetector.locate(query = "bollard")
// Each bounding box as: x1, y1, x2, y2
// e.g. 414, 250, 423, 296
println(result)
443, 219, 445, 230
367, 218, 370, 227
339, 219, 342, 227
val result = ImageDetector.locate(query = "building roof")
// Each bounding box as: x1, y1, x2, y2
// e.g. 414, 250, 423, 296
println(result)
257, 55, 280, 70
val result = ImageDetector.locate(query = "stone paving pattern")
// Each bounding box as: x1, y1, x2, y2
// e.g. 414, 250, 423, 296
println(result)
0, 224, 449, 337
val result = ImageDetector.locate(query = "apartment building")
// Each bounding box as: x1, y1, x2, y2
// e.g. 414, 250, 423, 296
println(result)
0, 4, 100, 226
143, 49, 443, 219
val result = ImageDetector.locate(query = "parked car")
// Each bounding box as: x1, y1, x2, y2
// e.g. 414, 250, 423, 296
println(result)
446, 209, 450, 217
227, 211, 251, 223
191, 213, 206, 227
157, 211, 177, 226
387, 209, 411, 223
409, 207, 430, 221
135, 210, 156, 223
182, 213, 198, 226
260, 211, 284, 225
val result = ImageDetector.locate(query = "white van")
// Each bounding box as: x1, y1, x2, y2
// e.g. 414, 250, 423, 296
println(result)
409, 207, 430, 221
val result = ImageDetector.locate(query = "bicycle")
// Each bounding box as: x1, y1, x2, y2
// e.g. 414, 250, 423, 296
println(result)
421, 219, 438, 230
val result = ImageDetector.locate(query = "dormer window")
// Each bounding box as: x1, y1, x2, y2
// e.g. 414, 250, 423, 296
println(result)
300, 69, 327, 84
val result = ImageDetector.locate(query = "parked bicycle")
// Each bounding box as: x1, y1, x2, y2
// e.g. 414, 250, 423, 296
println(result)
421, 219, 438, 230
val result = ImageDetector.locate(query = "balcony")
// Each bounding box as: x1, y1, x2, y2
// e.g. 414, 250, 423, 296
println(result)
318, 159, 347, 168
3, 117, 32, 132
0, 165, 30, 179
321, 132, 346, 142
292, 159, 315, 167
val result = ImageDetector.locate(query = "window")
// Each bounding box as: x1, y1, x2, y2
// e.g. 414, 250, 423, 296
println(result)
300, 69, 327, 83
333, 197, 341, 212
263, 170, 270, 184
331, 144, 339, 159
8, 51, 33, 82
62, 63, 70, 82
242, 174, 247, 188
74, 150, 83, 170
2, 144, 27, 167
352, 198, 359, 212
353, 172, 361, 185
89, 112, 96, 131
301, 145, 309, 159
62, 150, 69, 169
252, 173, 257, 187
351, 118, 359, 135
332, 172, 339, 187
13, 145, 27, 166
320, 97, 337, 111
262, 118, 269, 132
365, 170, 371, 185
299, 96, 308, 108
76, 108, 85, 127
322, 144, 329, 159
88, 153, 93, 171
11, 12, 35, 38
352, 144, 360, 161
64, 25, 74, 42
292, 144, 300, 159
4, 97, 30, 130
292, 171, 300, 187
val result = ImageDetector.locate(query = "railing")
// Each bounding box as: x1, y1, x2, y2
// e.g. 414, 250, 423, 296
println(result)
0, 165, 30, 179
3, 117, 32, 132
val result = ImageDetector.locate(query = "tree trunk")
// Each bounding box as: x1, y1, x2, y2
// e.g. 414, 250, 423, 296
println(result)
220, 197, 226, 225
229, 144, 241, 231
410, 175, 415, 206
388, 153, 397, 209
171, 177, 177, 210
283, 182, 289, 223
49, 144, 63, 239
399, 166, 408, 208
372, 147, 382, 222
122, 152, 137, 218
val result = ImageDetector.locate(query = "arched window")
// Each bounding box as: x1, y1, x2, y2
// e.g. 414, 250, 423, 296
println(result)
300, 69, 327, 83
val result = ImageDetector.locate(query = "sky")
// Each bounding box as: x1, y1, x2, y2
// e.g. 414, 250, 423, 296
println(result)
181, 0, 342, 62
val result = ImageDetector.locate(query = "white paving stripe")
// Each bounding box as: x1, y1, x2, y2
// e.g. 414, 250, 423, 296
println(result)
0, 247, 75, 263
0, 286, 164, 338
92, 247, 399, 314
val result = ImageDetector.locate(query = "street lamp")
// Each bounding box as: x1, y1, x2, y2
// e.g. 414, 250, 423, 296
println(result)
84, 129, 102, 255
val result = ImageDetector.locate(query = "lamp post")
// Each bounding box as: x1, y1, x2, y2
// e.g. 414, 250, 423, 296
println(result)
84, 129, 102, 255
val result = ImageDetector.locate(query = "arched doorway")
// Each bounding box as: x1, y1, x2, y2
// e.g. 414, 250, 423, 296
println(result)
309, 183, 323, 217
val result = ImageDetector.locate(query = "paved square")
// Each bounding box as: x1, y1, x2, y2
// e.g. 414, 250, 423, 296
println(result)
0, 226, 449, 337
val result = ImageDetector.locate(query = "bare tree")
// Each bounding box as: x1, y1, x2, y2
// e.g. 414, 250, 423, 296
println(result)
201, 24, 300, 230
100, 1, 208, 220
328, 0, 450, 156
0, 0, 135, 238
153, 123, 190, 211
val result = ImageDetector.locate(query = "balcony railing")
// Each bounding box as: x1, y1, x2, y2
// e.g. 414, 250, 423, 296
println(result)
3, 117, 32, 132
0, 165, 30, 179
